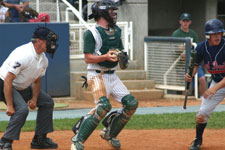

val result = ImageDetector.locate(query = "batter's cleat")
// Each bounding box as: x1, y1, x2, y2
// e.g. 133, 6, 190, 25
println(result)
31, 135, 58, 149
71, 141, 84, 150
99, 128, 121, 149
190, 138, 202, 150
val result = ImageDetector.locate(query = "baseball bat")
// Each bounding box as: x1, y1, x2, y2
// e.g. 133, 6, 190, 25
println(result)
183, 50, 197, 109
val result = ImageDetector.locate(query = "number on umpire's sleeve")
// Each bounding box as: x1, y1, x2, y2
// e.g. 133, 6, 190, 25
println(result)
13, 62, 21, 69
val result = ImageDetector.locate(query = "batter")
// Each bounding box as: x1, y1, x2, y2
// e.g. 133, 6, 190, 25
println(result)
185, 19, 225, 150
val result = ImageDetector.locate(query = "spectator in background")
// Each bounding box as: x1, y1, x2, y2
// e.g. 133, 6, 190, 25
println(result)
20, 6, 50, 22
172, 13, 207, 97
0, 0, 9, 22
3, 0, 29, 22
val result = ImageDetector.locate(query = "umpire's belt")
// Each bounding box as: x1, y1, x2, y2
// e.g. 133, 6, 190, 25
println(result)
96, 70, 115, 74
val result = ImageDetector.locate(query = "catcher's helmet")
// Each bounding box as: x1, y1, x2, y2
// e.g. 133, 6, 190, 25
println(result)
88, 0, 118, 27
32, 27, 58, 58
205, 19, 225, 35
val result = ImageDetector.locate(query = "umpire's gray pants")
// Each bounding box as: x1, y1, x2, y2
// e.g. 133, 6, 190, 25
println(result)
3, 87, 54, 140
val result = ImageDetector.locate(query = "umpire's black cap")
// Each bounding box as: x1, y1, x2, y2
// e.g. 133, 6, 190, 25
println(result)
32, 27, 51, 40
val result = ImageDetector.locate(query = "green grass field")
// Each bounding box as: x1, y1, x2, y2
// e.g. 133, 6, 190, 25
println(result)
1, 111, 225, 132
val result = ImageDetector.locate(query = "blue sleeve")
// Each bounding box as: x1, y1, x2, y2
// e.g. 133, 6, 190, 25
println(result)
195, 42, 204, 66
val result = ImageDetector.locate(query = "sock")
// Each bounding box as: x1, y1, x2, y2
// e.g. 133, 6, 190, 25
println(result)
196, 123, 207, 140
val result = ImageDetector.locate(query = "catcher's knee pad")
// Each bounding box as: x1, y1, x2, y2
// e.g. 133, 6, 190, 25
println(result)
94, 96, 112, 121
121, 94, 138, 117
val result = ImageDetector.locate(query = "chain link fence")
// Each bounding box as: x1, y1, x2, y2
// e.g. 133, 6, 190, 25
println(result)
144, 36, 192, 93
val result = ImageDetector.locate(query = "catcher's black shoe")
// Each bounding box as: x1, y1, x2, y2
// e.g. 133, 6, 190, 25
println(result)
190, 138, 202, 150
31, 134, 58, 149
99, 128, 121, 149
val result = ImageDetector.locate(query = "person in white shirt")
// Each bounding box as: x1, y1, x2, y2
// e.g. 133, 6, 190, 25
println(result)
0, 0, 9, 22
0, 26, 59, 150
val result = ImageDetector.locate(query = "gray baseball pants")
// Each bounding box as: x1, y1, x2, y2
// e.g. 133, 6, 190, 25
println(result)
2, 86, 54, 140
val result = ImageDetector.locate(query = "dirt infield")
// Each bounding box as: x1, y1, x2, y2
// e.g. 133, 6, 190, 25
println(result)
1, 97, 225, 150
1, 129, 225, 150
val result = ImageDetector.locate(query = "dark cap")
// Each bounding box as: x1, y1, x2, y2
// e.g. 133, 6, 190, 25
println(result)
32, 27, 51, 40
180, 13, 191, 21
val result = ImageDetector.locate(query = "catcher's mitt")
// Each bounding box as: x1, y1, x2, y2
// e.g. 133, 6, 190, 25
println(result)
110, 49, 129, 70
118, 51, 129, 70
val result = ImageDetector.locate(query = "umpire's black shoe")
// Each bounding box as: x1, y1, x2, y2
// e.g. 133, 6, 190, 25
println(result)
0, 138, 13, 150
31, 134, 58, 149
0, 140, 4, 150
2, 142, 12, 150
190, 138, 202, 150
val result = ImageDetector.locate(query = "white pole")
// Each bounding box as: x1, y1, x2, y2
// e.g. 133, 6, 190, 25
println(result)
144, 42, 148, 71
36, 0, 39, 12
56, 0, 60, 22
129, 22, 133, 60
124, 22, 129, 55
79, 0, 82, 24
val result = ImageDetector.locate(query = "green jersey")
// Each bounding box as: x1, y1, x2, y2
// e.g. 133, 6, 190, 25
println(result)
84, 25, 124, 68
172, 28, 198, 43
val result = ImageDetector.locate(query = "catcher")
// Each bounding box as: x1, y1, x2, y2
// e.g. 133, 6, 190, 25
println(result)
70, 0, 138, 150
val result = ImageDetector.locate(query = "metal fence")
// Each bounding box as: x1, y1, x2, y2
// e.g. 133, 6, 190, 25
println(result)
69, 22, 133, 59
144, 36, 199, 98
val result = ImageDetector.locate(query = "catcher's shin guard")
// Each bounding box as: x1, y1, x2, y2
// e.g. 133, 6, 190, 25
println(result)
72, 96, 111, 143
102, 111, 118, 128
102, 94, 138, 138
72, 116, 84, 135
72, 115, 99, 143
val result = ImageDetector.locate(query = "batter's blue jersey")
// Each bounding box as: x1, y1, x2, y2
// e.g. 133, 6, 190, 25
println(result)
195, 38, 225, 82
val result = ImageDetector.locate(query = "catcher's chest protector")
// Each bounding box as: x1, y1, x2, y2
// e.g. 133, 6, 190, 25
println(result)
89, 25, 122, 68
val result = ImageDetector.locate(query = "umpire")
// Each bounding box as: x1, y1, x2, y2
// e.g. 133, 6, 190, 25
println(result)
0, 27, 58, 150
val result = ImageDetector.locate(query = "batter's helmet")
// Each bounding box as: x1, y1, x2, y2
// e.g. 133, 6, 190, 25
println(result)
88, 0, 118, 27
205, 19, 225, 35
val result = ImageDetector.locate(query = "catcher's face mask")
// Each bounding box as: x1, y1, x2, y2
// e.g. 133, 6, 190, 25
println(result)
32, 27, 58, 58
